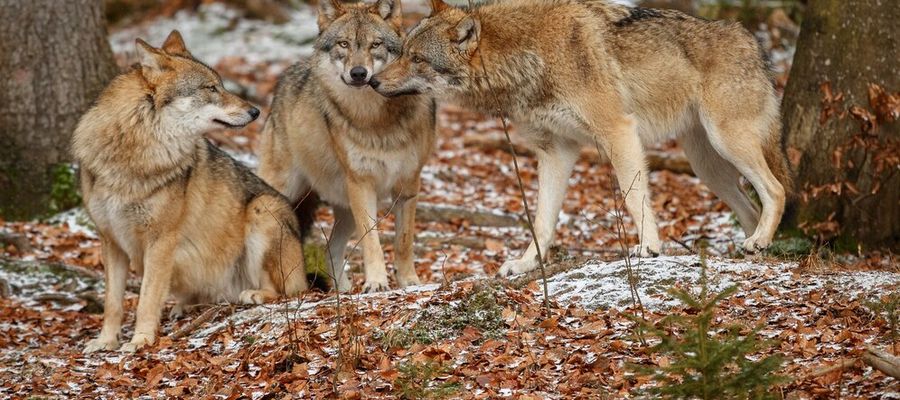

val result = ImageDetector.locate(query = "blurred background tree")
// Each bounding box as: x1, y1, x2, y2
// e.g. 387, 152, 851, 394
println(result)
782, 0, 899, 251
0, 0, 118, 219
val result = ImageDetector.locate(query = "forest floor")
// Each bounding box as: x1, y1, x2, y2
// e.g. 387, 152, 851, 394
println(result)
1, 2, 898, 399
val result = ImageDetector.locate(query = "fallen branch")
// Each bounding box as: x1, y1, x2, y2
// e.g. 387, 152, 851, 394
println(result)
863, 345, 900, 379
463, 136, 695, 176
0, 232, 31, 253
170, 305, 223, 340
506, 255, 587, 290
801, 358, 858, 380
416, 203, 520, 227
0, 257, 141, 294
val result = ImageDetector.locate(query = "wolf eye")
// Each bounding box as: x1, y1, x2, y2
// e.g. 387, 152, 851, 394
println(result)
206, 85, 218, 93
371, 41, 382, 49
338, 41, 350, 48
411, 55, 424, 63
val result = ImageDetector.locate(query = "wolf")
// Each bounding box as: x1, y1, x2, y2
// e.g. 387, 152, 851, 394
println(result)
256, 0, 435, 292
73, 31, 308, 353
371, 0, 792, 276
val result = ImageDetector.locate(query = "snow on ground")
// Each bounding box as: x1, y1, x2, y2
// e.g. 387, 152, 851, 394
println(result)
109, 3, 319, 66
543, 255, 900, 310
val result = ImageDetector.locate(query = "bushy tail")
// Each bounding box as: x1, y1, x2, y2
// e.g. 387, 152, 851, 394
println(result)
764, 121, 796, 226
763, 136, 794, 197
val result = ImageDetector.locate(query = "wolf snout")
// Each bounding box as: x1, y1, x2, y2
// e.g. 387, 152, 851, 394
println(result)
248, 107, 260, 121
350, 66, 368, 81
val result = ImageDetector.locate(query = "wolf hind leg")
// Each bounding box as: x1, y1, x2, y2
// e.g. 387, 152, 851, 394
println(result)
393, 176, 423, 288
322, 206, 355, 292
680, 125, 760, 236
246, 195, 308, 304
698, 113, 785, 252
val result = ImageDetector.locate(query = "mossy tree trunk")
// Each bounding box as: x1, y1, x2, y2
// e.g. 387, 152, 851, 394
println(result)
782, 0, 899, 250
0, 0, 118, 220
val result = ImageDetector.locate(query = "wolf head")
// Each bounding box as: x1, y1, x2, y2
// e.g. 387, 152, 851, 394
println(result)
370, 0, 479, 97
315, 0, 404, 88
136, 31, 259, 134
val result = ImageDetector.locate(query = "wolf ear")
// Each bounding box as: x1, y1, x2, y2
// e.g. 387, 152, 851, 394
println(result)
371, 0, 402, 30
317, 0, 345, 31
135, 39, 167, 72
161, 30, 191, 58
428, 0, 449, 15
453, 16, 480, 55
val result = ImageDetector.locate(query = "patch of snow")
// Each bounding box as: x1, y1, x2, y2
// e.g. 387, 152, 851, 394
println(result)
109, 3, 319, 66
540, 255, 900, 311
46, 208, 97, 238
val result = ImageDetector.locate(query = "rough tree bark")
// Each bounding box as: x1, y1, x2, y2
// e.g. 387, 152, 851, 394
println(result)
0, 0, 118, 220
782, 0, 899, 250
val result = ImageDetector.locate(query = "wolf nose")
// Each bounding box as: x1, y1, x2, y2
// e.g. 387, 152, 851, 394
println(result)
248, 107, 260, 120
369, 78, 381, 89
350, 66, 368, 81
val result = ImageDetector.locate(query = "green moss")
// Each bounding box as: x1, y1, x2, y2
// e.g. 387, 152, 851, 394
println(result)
393, 360, 460, 400
380, 284, 506, 349
47, 164, 81, 215
303, 243, 328, 276
765, 237, 814, 259
832, 234, 860, 254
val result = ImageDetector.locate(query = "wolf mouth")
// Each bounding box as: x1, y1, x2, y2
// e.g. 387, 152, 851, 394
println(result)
213, 119, 245, 129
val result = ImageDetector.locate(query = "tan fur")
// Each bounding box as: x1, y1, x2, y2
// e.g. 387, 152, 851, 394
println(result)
257, 0, 435, 292
372, 0, 791, 275
73, 31, 307, 353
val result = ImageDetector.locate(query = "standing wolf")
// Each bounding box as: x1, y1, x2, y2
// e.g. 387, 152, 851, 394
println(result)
257, 0, 435, 292
371, 0, 791, 275
73, 31, 308, 353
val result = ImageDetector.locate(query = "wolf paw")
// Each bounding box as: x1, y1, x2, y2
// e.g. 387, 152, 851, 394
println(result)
168, 304, 186, 320
396, 273, 422, 288
239, 290, 272, 305
742, 235, 771, 254
630, 244, 661, 258
497, 257, 538, 277
83, 337, 119, 354
119, 334, 153, 353
363, 279, 390, 293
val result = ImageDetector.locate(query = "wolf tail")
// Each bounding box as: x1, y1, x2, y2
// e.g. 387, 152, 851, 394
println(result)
764, 120, 796, 225
764, 134, 793, 196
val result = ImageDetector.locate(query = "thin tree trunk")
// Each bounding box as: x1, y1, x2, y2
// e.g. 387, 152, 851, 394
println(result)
782, 0, 899, 250
0, 0, 118, 220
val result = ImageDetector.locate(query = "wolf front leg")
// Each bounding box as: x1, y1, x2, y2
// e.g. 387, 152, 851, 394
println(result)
84, 236, 129, 353
346, 177, 390, 292
498, 139, 580, 277
120, 235, 178, 353
393, 176, 422, 288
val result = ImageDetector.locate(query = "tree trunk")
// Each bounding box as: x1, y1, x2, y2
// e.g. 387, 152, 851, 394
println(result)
0, 0, 118, 220
782, 0, 899, 250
